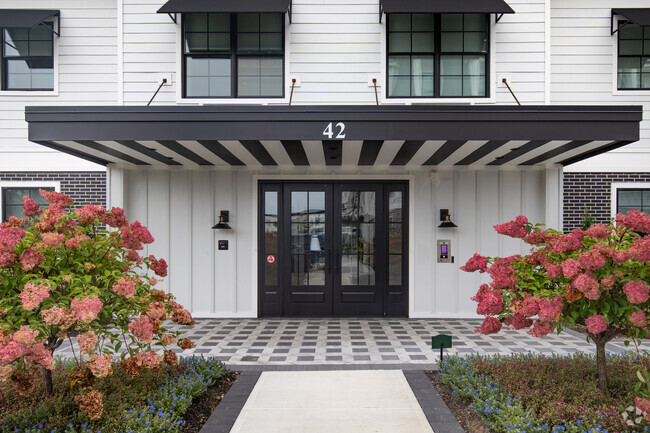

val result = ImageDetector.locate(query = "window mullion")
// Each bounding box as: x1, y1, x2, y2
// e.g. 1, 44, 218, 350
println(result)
434, 14, 441, 98
231, 13, 237, 97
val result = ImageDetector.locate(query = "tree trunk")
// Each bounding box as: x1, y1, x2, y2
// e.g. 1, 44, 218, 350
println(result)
595, 338, 608, 395
42, 366, 53, 396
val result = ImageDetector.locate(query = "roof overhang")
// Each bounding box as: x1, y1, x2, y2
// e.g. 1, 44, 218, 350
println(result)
0, 9, 60, 36
25, 105, 642, 169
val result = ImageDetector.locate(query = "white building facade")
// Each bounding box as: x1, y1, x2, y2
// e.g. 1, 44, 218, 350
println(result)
1, 0, 648, 318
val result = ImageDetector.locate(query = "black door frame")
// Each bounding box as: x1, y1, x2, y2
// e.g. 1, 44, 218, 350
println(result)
258, 180, 409, 317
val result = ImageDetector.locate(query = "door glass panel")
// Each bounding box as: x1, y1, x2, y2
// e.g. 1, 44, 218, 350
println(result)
389, 255, 402, 286
388, 191, 403, 285
264, 191, 278, 286
340, 191, 375, 286
290, 190, 325, 286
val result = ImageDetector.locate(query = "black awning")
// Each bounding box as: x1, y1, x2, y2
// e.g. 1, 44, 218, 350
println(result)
157, 0, 291, 14
25, 105, 642, 168
613, 8, 650, 27
380, 0, 514, 15
0, 9, 60, 29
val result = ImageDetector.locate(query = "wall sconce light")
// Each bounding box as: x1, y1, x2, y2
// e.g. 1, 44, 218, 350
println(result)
212, 210, 232, 230
309, 234, 321, 251
438, 209, 458, 228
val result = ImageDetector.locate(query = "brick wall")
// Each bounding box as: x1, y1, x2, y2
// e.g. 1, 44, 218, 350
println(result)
563, 172, 650, 232
0, 171, 106, 207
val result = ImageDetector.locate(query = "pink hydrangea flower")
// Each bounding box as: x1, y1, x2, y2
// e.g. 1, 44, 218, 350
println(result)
101, 207, 128, 228
170, 302, 194, 326
623, 281, 650, 304
617, 209, 650, 234
149, 255, 168, 277
39, 189, 73, 209
135, 350, 161, 369
0, 251, 17, 268
551, 233, 583, 254
0, 365, 13, 382
112, 277, 136, 298
125, 249, 142, 263
12, 326, 39, 346
585, 224, 611, 239
71, 295, 103, 323
471, 284, 491, 304
77, 331, 98, 355
585, 314, 607, 335
160, 333, 177, 346
528, 320, 554, 337
1, 216, 26, 229
0, 226, 25, 252
120, 221, 154, 250
0, 341, 26, 364
504, 313, 533, 330
20, 248, 45, 271
629, 311, 647, 328
537, 297, 563, 322
493, 216, 528, 239
129, 316, 154, 343
22, 197, 42, 217
475, 316, 502, 335
41, 232, 65, 247
145, 301, 166, 322
629, 238, 650, 263
65, 234, 88, 250
461, 253, 488, 273
24, 344, 54, 369
636, 397, 650, 423
19, 283, 51, 311
577, 251, 606, 271
487, 256, 520, 290
89, 354, 113, 378
41, 306, 76, 329
545, 263, 562, 278
75, 204, 106, 225
561, 259, 581, 279
523, 228, 547, 245
476, 289, 503, 315
573, 273, 598, 294
600, 276, 615, 291
519, 296, 540, 317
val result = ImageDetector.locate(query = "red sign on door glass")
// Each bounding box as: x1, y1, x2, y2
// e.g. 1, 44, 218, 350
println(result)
266, 255, 276, 264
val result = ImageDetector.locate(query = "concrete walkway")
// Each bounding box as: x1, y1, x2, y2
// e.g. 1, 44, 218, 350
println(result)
229, 370, 434, 433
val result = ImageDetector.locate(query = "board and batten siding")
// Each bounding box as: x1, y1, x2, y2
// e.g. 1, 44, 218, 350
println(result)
0, 1, 115, 171
551, 0, 650, 172
109, 167, 559, 318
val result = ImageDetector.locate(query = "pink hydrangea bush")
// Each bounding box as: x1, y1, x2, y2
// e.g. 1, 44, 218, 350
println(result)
462, 211, 650, 395
0, 191, 195, 418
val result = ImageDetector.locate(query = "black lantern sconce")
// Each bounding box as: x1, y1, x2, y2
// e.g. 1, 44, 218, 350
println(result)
212, 210, 232, 230
438, 209, 457, 228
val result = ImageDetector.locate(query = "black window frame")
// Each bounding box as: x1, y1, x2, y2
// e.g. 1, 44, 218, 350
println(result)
617, 21, 650, 91
182, 12, 285, 99
1, 22, 54, 91
617, 188, 650, 215
1, 187, 54, 222
386, 13, 490, 99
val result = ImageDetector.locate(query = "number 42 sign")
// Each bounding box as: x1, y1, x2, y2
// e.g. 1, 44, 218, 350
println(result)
323, 122, 346, 139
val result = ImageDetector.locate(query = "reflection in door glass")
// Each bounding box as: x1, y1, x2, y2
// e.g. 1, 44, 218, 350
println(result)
388, 191, 403, 285
341, 191, 375, 286
264, 191, 278, 286
290, 191, 325, 286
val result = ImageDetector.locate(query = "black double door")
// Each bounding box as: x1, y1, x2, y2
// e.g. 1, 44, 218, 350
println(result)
259, 181, 408, 317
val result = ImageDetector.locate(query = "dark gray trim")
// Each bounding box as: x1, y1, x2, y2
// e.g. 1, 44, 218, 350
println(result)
240, 140, 278, 166
159, 0, 291, 13
487, 140, 549, 166
322, 140, 342, 165
0, 9, 59, 29
76, 140, 149, 166
199, 371, 261, 433
358, 140, 383, 166
281, 140, 309, 165
613, 8, 650, 27
381, 0, 514, 14
560, 140, 634, 166
423, 140, 467, 166
455, 140, 508, 165
391, 140, 425, 166
197, 140, 245, 166
33, 141, 110, 166
403, 370, 465, 433
520, 140, 591, 166
157, 140, 213, 165
115, 140, 182, 166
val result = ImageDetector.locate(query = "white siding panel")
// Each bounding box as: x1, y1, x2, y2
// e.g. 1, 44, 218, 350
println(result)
169, 171, 192, 307
146, 171, 170, 293
213, 172, 236, 314
190, 171, 215, 315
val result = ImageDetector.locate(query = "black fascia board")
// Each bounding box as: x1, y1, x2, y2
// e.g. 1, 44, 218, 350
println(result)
26, 105, 642, 144
157, 0, 291, 14
380, 0, 515, 14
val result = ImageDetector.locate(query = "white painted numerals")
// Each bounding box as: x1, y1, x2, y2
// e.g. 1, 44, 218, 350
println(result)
323, 122, 346, 139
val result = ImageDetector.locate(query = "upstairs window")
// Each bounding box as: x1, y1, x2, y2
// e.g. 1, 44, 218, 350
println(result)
387, 13, 489, 98
1, 24, 54, 91
183, 13, 284, 98
617, 23, 650, 90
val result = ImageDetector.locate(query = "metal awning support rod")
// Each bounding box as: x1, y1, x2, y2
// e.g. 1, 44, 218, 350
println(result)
147, 78, 167, 106
502, 78, 521, 106
372, 78, 379, 106
495, 13, 504, 23
38, 12, 60, 37
379, 0, 384, 23
288, 0, 293, 23
167, 13, 177, 24
611, 11, 628, 35
289, 79, 296, 105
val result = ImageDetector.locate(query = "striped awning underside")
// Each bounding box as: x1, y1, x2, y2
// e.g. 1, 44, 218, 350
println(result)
25, 105, 642, 168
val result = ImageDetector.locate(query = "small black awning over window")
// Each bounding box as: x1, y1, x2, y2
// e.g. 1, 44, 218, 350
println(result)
613, 8, 650, 27
380, 0, 514, 15
0, 9, 59, 29
157, 0, 291, 14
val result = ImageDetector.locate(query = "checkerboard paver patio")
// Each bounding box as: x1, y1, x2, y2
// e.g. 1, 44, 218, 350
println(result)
53, 318, 638, 365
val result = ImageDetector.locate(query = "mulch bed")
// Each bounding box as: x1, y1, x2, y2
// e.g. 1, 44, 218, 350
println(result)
425, 371, 495, 433
182, 370, 239, 433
